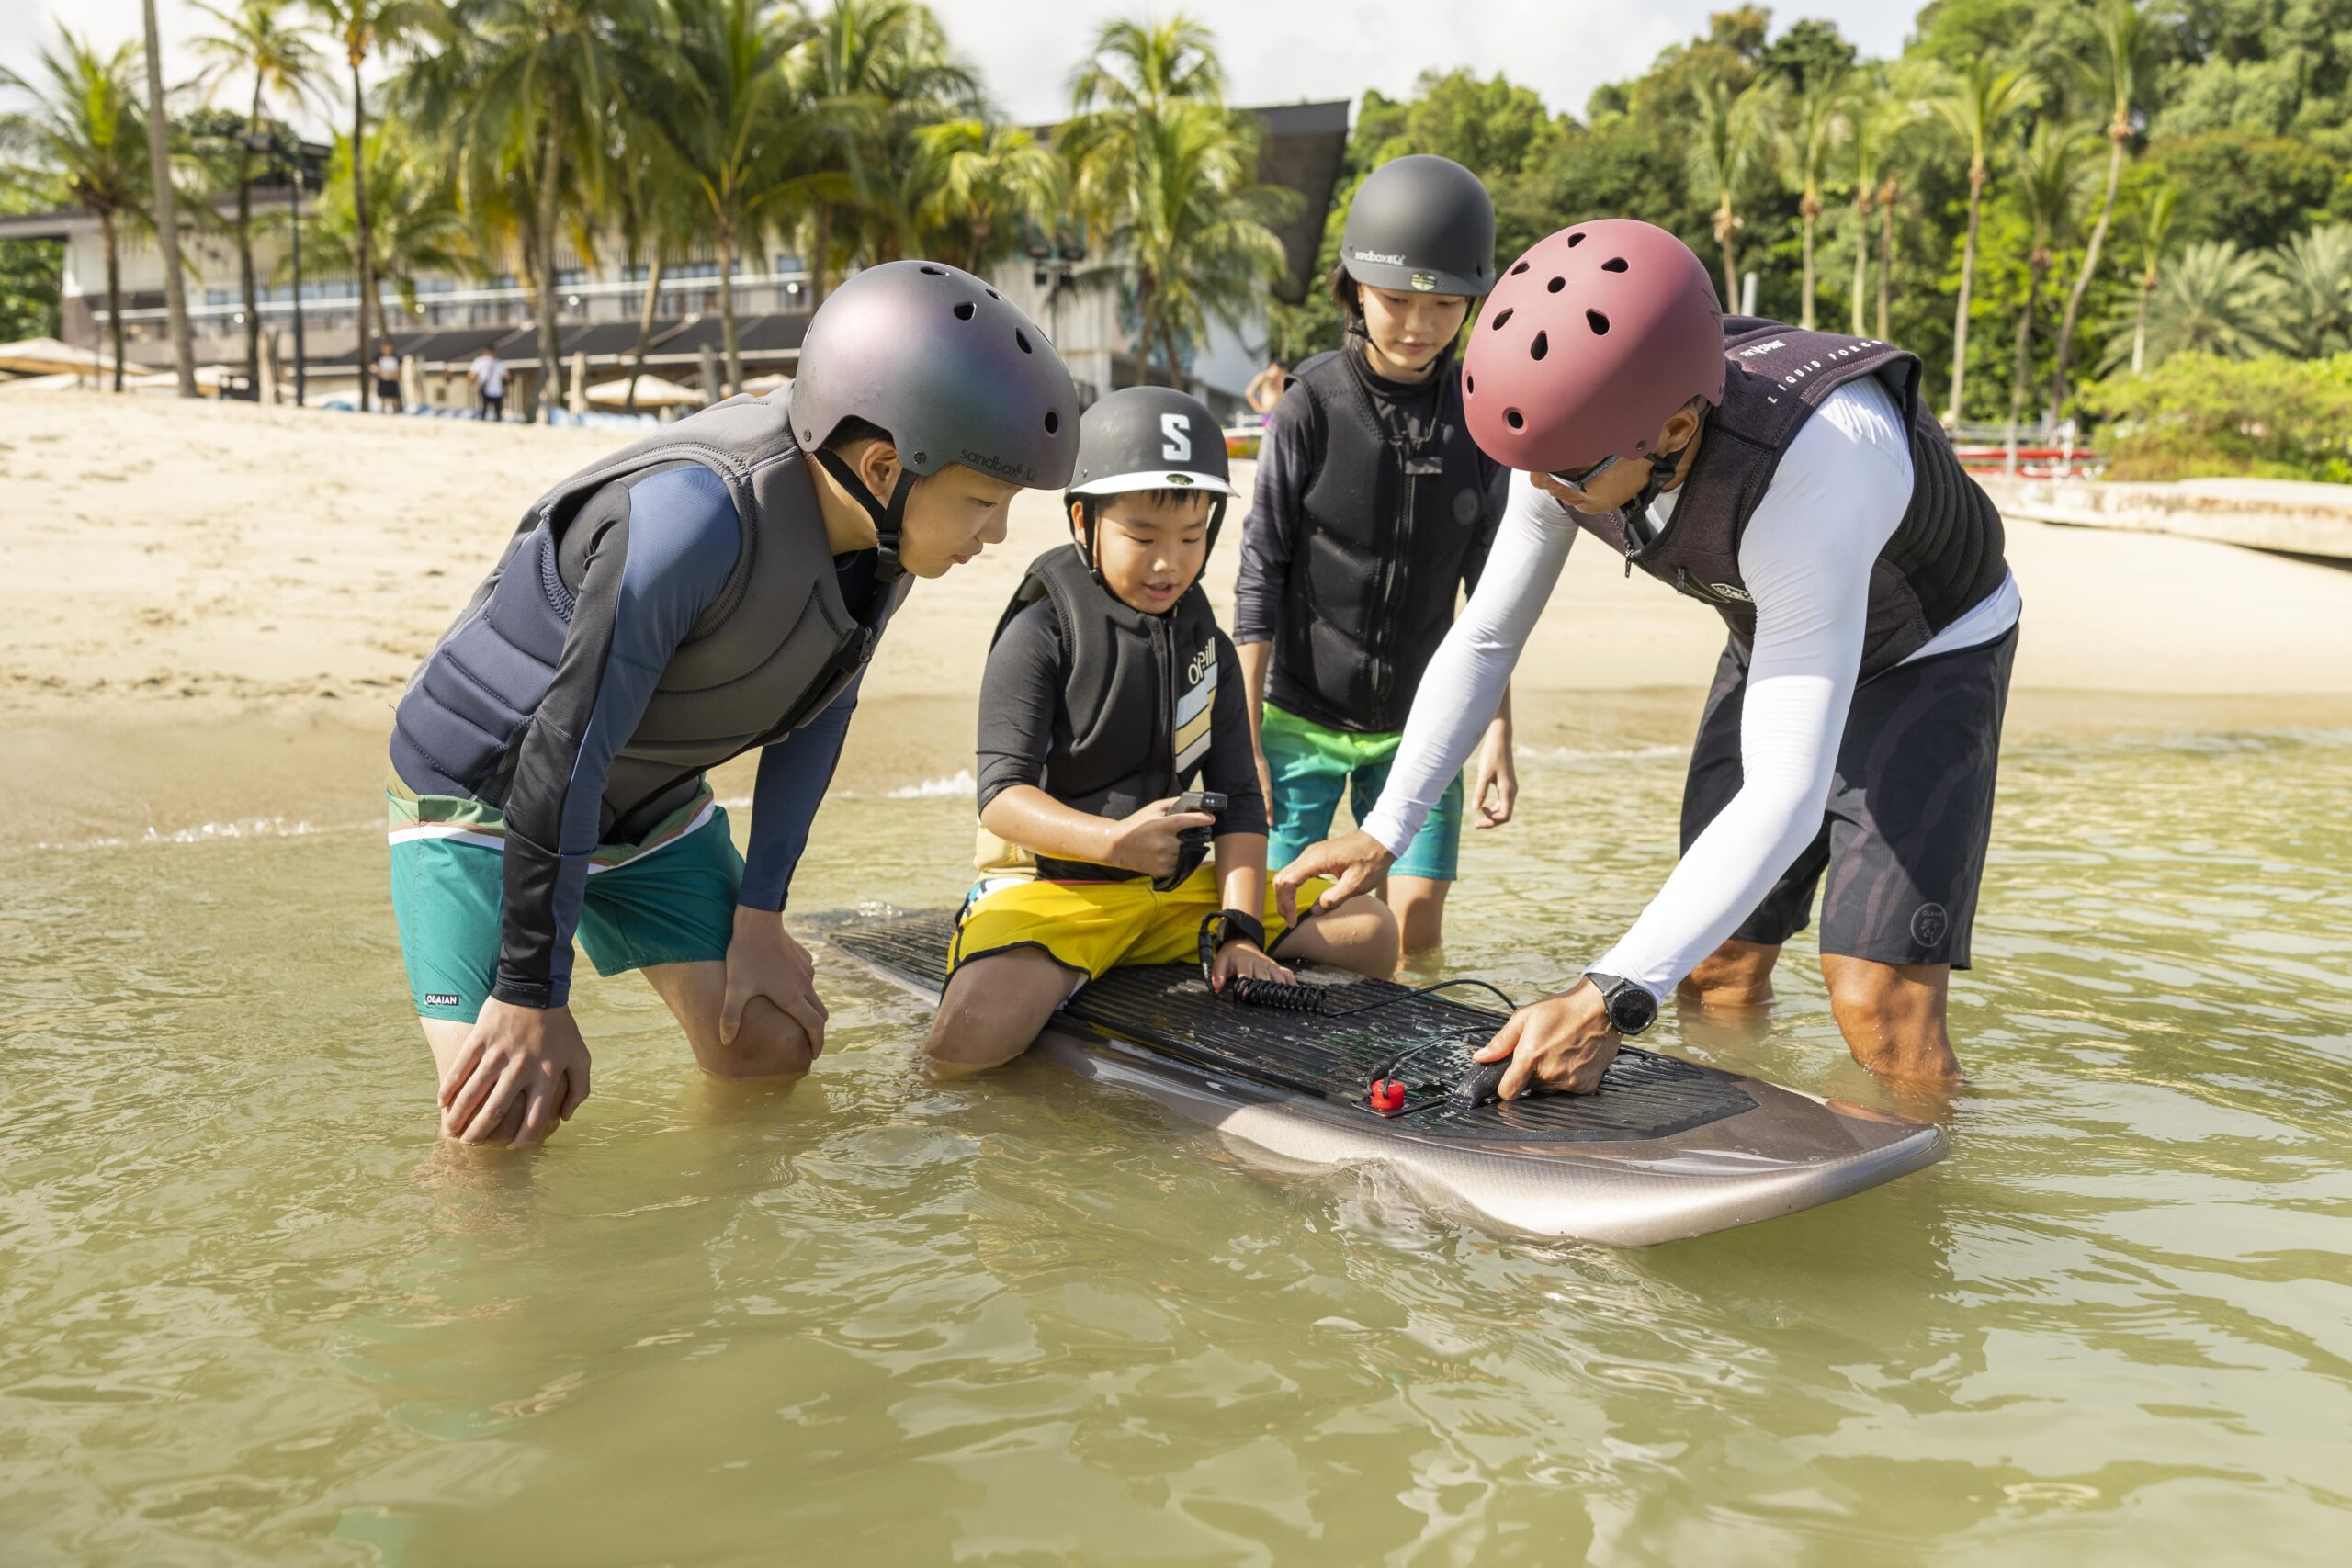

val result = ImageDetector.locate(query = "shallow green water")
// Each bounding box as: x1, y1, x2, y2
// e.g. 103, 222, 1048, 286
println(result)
4, 728, 2349, 1565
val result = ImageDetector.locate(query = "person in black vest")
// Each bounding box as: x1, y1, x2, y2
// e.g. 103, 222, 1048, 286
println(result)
1280, 220, 2020, 1098
1233, 154, 1515, 953
923, 388, 1398, 1072
390, 261, 1080, 1145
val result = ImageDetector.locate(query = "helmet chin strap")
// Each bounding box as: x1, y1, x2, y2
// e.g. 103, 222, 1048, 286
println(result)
1618, 405, 1712, 565
1072, 494, 1232, 594
810, 446, 917, 582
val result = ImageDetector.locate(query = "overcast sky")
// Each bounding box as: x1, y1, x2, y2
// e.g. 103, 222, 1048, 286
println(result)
6, 1, 1913, 136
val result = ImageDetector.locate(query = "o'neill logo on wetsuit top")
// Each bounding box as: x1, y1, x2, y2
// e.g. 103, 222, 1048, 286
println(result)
1187, 644, 1215, 685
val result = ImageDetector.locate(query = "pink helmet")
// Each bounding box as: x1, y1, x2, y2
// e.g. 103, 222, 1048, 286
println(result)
1463, 220, 1726, 473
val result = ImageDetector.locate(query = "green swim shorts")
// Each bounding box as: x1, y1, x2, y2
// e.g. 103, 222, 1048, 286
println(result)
386, 784, 743, 1022
1259, 704, 1464, 883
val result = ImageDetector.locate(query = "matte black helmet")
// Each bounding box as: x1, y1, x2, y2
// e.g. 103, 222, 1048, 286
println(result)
793, 259, 1080, 573
1066, 387, 1237, 562
1339, 153, 1497, 299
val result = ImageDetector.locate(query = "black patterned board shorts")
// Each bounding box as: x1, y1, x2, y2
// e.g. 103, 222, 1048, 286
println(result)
1679, 622, 2019, 969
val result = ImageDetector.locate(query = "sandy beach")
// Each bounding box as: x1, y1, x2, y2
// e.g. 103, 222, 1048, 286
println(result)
7, 388, 2352, 849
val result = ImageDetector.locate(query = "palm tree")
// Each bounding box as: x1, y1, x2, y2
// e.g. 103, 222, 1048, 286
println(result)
0, 30, 150, 390
603, 76, 700, 412
304, 0, 436, 408
1846, 74, 1886, 335
1069, 13, 1222, 118
190, 0, 326, 389
916, 118, 1064, 276
636, 0, 817, 393
2121, 183, 2175, 374
2135, 241, 2278, 366
1689, 70, 1777, 306
298, 124, 471, 324
402, 0, 636, 420
2263, 224, 2352, 357
1933, 59, 2037, 423
2048, 0, 2157, 422
2004, 123, 2091, 471
794, 0, 976, 302
1776, 66, 1849, 332
140, 0, 198, 396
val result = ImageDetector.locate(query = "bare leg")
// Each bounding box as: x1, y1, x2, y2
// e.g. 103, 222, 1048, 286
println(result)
640, 960, 818, 1078
1679, 939, 1781, 1007
1821, 954, 1962, 1086
922, 949, 1081, 1074
1385, 875, 1451, 955
1277, 892, 1399, 979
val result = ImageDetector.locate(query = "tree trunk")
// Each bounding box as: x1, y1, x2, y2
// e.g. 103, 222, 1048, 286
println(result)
239, 75, 265, 388
1715, 196, 1738, 305
2007, 257, 2045, 477
532, 95, 566, 423
2132, 278, 2152, 375
1948, 165, 1985, 425
103, 211, 126, 392
2049, 129, 2126, 423
1851, 197, 1871, 335
351, 54, 373, 410
718, 224, 741, 394
141, 0, 198, 398
1877, 188, 1894, 341
1799, 196, 1820, 331
627, 250, 664, 412
810, 207, 832, 306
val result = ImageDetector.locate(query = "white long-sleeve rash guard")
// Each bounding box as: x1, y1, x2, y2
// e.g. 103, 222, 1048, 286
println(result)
1359, 378, 2021, 999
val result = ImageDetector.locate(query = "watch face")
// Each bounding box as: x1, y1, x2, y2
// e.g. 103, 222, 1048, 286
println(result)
1611, 984, 1658, 1035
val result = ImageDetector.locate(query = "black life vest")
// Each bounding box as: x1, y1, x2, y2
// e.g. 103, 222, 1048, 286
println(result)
1571, 318, 2007, 679
390, 390, 910, 839
1270, 344, 1498, 732
979, 543, 1223, 882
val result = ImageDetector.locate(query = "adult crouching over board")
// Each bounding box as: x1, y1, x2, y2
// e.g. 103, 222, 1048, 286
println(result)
1278, 220, 2020, 1099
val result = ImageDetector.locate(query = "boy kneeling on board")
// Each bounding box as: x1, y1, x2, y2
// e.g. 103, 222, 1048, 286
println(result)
922, 389, 1400, 1070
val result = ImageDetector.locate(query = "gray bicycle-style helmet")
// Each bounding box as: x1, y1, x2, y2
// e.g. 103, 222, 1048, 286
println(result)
1340, 153, 1497, 299
1065, 386, 1238, 561
794, 259, 1081, 572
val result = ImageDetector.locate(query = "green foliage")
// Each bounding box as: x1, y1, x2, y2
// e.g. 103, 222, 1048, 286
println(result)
2138, 130, 2344, 251
2086, 350, 2352, 480
0, 174, 62, 340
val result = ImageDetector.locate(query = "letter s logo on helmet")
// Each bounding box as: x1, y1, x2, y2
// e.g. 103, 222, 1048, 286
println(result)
1160, 412, 1192, 463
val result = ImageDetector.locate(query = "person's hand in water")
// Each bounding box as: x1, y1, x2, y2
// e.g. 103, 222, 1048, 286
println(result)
723, 910, 827, 1059
439, 999, 592, 1145
1274, 829, 1395, 922
1475, 979, 1620, 1098
1208, 938, 1295, 995
1102, 797, 1219, 883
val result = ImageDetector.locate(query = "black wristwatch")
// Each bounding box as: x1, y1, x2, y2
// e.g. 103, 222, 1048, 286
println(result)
1583, 971, 1658, 1036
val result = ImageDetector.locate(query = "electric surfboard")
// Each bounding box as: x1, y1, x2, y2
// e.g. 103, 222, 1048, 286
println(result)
825, 908, 1945, 1247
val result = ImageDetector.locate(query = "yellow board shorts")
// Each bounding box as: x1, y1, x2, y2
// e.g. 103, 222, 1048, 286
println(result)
947, 864, 1331, 985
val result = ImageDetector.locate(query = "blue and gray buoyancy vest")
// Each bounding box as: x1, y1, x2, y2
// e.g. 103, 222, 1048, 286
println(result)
990, 543, 1221, 882
1577, 317, 2008, 679
1272, 344, 1497, 734
390, 391, 911, 840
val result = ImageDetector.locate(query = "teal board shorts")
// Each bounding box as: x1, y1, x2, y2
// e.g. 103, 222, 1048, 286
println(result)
1260, 704, 1464, 883
387, 783, 742, 1022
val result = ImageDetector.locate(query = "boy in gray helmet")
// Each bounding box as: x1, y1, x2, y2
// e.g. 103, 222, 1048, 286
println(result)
922, 387, 1398, 1072
390, 260, 1080, 1145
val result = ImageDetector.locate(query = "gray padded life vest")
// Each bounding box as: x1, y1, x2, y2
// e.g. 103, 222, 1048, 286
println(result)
1573, 318, 2007, 679
390, 391, 910, 837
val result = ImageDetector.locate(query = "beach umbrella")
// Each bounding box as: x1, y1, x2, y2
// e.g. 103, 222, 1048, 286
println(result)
0, 371, 90, 393
0, 336, 128, 378
585, 373, 702, 407
739, 371, 790, 395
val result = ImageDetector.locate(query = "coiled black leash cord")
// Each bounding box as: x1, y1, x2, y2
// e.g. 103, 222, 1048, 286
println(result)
1196, 909, 1520, 1019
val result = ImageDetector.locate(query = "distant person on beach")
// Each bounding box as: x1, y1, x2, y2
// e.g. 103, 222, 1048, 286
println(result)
1281, 220, 2021, 1099
1243, 360, 1284, 417
922, 388, 1397, 1072
372, 341, 402, 413
469, 347, 506, 421
1235, 154, 1514, 953
386, 263, 1080, 1146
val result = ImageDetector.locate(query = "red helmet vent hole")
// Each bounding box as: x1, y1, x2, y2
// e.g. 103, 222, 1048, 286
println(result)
1464, 374, 1475, 394
1490, 307, 1514, 330
1015, 329, 1033, 354
1529, 331, 1548, 361
1504, 408, 1525, 429
1601, 257, 1629, 273
953, 301, 976, 321
1510, 261, 1530, 276
1545, 276, 1565, 293
1566, 231, 1586, 248
1044, 410, 1060, 434
1587, 310, 1611, 336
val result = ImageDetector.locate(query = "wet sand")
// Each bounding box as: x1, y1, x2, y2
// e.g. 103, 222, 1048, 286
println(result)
7, 388, 2352, 849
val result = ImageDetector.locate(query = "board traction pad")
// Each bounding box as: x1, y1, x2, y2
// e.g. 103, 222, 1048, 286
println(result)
831, 910, 1758, 1145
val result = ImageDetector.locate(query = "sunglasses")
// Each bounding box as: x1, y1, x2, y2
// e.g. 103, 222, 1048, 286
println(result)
1545, 452, 1624, 503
